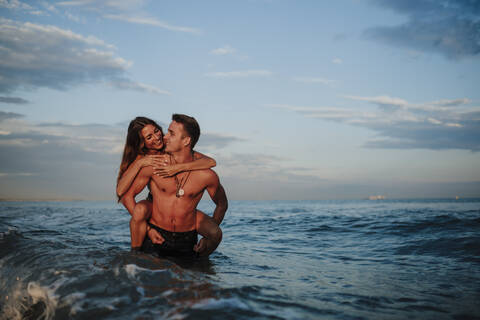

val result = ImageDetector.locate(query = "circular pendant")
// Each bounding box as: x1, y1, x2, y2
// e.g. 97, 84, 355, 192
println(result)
178, 188, 185, 196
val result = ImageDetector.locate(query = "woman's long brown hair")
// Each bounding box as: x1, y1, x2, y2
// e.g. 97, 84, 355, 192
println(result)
117, 117, 162, 199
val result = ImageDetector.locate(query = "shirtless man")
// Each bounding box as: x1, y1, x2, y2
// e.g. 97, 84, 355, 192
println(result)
121, 114, 228, 257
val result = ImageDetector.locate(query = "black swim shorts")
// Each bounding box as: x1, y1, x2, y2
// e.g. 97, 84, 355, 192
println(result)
141, 222, 198, 257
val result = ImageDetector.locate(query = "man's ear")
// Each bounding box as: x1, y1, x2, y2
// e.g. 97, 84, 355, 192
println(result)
183, 136, 191, 147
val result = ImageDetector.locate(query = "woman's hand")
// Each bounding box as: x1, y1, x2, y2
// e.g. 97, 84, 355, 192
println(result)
147, 226, 165, 244
141, 155, 169, 168
154, 163, 180, 177
193, 237, 206, 255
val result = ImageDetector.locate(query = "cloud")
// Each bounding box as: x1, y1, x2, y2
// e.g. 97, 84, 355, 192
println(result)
108, 80, 171, 95
0, 116, 245, 157
365, 0, 480, 59
56, 0, 94, 6
57, 0, 147, 11
345, 95, 409, 111
431, 98, 471, 107
215, 152, 296, 176
209, 45, 248, 60
0, 172, 37, 177
55, 1, 200, 34
64, 11, 84, 23
0, 18, 125, 92
0, 138, 119, 200
104, 14, 201, 34
293, 77, 335, 85
0, 18, 162, 95
269, 95, 480, 151
0, 0, 32, 10
205, 70, 273, 78
4, 1, 200, 34
269, 104, 376, 122
210, 45, 236, 55
0, 123, 125, 154
0, 114, 249, 199
1, 1, 88, 21
0, 96, 29, 104
197, 133, 245, 150
333, 33, 348, 42
0, 115, 125, 199
0, 115, 134, 199
0, 119, 330, 200
0, 111, 24, 121
0, 1, 75, 18
214, 152, 331, 200
332, 57, 343, 64
41, 2, 59, 13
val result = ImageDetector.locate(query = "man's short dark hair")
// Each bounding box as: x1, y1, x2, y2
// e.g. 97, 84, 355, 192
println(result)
172, 114, 200, 149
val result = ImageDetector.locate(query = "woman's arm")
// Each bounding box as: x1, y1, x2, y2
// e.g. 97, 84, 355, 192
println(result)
116, 155, 167, 198
120, 167, 153, 215
154, 151, 216, 177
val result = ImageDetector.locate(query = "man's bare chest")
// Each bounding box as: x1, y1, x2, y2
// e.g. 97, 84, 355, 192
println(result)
150, 172, 207, 197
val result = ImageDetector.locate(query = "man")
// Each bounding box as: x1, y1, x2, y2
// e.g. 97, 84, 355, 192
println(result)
121, 114, 228, 257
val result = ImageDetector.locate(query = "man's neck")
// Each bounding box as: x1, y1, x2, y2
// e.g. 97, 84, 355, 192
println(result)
170, 148, 193, 164
147, 149, 162, 155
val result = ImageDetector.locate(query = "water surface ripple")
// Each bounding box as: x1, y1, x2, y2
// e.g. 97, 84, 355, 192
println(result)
1, 199, 479, 319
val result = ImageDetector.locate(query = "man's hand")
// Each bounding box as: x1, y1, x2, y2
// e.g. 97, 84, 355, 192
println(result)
148, 227, 165, 244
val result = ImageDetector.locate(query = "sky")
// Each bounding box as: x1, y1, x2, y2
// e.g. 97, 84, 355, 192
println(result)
0, 0, 479, 201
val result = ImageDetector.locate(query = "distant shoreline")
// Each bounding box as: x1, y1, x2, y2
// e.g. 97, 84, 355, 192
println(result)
0, 198, 99, 202
1, 197, 479, 202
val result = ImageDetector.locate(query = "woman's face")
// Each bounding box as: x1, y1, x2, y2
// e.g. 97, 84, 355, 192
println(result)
141, 124, 163, 151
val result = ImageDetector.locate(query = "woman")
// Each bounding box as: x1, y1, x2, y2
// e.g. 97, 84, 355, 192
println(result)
117, 116, 217, 250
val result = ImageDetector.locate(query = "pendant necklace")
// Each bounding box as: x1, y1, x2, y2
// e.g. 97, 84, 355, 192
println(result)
175, 171, 191, 197
171, 153, 193, 197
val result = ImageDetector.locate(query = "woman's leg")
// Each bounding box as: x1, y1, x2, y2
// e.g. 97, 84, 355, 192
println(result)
130, 200, 152, 249
195, 210, 222, 256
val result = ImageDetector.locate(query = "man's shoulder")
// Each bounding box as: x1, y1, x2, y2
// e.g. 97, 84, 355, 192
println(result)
193, 168, 218, 181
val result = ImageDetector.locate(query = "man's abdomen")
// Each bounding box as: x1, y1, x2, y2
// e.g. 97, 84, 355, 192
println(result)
150, 204, 197, 232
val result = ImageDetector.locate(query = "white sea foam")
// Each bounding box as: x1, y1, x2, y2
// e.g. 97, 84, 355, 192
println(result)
53, 270, 69, 275
166, 297, 250, 320
124, 263, 166, 278
113, 265, 120, 276
161, 289, 175, 297
0, 227, 18, 239
124, 264, 141, 278
136, 286, 145, 296
26, 282, 59, 320
62, 292, 86, 316
167, 313, 187, 320
1, 280, 61, 320
1, 281, 24, 320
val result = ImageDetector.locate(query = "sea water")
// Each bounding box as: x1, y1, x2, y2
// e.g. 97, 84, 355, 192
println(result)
0, 199, 479, 319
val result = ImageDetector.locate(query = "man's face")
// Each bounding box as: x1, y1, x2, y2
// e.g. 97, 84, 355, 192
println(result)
164, 121, 188, 153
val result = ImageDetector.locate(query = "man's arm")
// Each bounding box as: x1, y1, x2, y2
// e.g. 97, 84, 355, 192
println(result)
206, 172, 228, 225
120, 166, 153, 215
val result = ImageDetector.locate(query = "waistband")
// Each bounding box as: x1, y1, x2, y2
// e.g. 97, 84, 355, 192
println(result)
148, 222, 197, 237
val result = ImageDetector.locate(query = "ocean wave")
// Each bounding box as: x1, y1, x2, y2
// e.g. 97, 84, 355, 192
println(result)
1, 200, 480, 319
1, 280, 64, 320
394, 236, 480, 262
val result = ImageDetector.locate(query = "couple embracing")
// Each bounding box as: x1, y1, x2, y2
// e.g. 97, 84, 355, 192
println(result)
117, 114, 228, 258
